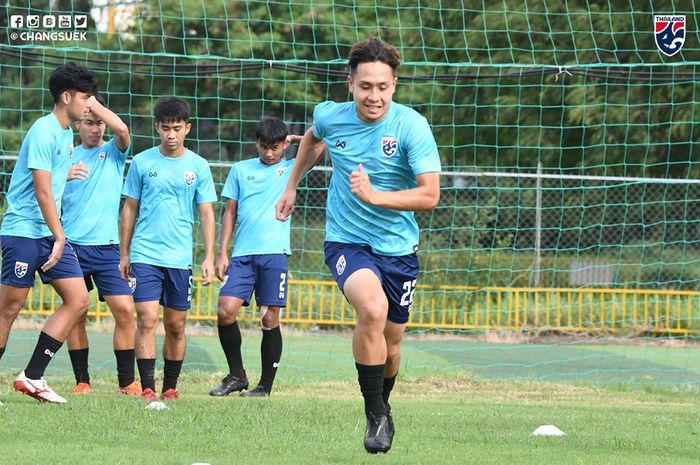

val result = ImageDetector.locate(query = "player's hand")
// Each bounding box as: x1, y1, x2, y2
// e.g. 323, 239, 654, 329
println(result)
286, 134, 303, 144
41, 237, 65, 272
350, 164, 374, 204
119, 255, 131, 281
275, 189, 297, 221
201, 258, 215, 286
215, 254, 229, 282
67, 162, 89, 181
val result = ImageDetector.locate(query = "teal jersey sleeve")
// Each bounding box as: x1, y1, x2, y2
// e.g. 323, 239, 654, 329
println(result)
195, 157, 217, 204
221, 164, 240, 201
122, 153, 143, 200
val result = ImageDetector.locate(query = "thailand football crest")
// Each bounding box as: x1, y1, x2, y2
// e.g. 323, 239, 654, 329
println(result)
381, 136, 398, 157
276, 167, 287, 176
336, 255, 346, 275
183, 171, 196, 186
98, 151, 106, 161
655, 15, 685, 57
14, 261, 28, 278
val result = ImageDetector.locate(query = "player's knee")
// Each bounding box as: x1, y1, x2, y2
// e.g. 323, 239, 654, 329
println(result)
356, 305, 386, 327
216, 306, 237, 325
260, 306, 280, 330
73, 292, 90, 313
163, 318, 185, 337
1, 295, 26, 317
136, 313, 159, 332
386, 344, 401, 364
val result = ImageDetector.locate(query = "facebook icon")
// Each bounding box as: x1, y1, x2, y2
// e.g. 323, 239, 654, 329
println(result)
10, 15, 23, 28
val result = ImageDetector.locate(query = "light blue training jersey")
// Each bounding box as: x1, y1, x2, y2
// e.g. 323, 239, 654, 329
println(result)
222, 157, 295, 257
122, 146, 217, 268
312, 101, 441, 256
62, 138, 130, 245
1, 113, 75, 239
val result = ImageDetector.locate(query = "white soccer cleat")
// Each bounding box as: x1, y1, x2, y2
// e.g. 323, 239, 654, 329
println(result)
13, 371, 67, 404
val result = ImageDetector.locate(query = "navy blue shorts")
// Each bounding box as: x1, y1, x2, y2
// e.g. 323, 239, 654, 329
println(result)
219, 254, 288, 307
73, 244, 134, 300
324, 241, 419, 324
131, 263, 192, 311
0, 235, 84, 287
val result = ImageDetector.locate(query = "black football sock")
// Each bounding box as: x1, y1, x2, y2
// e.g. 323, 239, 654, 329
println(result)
162, 359, 183, 392
356, 363, 387, 418
25, 331, 63, 380
258, 326, 282, 392
137, 358, 156, 391
114, 349, 136, 387
218, 321, 245, 377
382, 373, 397, 406
0, 346, 5, 362
68, 348, 90, 384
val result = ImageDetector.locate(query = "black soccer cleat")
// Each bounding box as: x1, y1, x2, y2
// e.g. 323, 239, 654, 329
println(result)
363, 413, 392, 454
386, 403, 395, 445
240, 385, 270, 397
209, 372, 249, 396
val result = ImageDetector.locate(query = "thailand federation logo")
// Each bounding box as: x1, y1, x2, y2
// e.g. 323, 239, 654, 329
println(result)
222, 275, 229, 287
128, 277, 137, 293
14, 261, 28, 278
381, 136, 398, 158
276, 167, 287, 176
655, 15, 685, 57
335, 254, 346, 276
183, 171, 196, 186
98, 151, 106, 161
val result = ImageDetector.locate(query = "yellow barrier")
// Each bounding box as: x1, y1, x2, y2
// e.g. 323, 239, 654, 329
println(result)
21, 279, 700, 335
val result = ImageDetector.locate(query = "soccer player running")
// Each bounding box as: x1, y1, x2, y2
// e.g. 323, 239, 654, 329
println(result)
209, 117, 304, 398
119, 97, 217, 401
276, 38, 441, 453
62, 94, 141, 396
0, 63, 97, 403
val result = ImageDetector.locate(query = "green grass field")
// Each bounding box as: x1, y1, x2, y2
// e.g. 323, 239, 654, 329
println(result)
1, 328, 699, 464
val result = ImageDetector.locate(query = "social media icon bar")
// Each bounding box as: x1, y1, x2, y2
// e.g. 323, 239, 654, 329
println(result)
26, 15, 40, 28
58, 15, 71, 28
43, 15, 56, 28
74, 15, 87, 28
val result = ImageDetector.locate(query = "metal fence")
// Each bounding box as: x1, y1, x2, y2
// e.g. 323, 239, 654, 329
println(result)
21, 278, 700, 335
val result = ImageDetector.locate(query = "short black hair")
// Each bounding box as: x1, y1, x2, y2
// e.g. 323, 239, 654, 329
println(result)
255, 117, 288, 144
48, 63, 98, 103
154, 97, 191, 124
348, 38, 401, 75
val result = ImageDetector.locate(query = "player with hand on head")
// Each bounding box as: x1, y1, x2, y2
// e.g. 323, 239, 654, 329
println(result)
276, 38, 441, 453
62, 94, 141, 396
120, 97, 217, 401
0, 63, 97, 403
209, 117, 308, 398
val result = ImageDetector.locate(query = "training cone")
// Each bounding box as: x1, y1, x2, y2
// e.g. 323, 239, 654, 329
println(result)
531, 425, 566, 436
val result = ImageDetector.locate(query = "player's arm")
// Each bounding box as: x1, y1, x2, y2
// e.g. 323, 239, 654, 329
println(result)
275, 128, 326, 221
215, 199, 237, 281
198, 202, 216, 286
87, 95, 130, 151
350, 167, 440, 211
119, 197, 139, 280
32, 170, 65, 271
